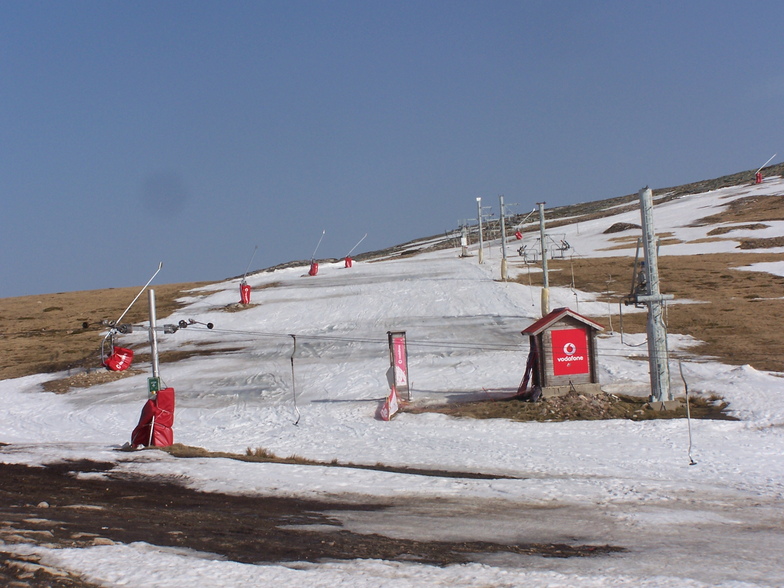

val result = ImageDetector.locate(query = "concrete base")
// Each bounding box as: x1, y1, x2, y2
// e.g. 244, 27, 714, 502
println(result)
541, 383, 602, 398
648, 399, 684, 411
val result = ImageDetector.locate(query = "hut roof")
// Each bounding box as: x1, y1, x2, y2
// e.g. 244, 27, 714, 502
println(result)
522, 307, 605, 336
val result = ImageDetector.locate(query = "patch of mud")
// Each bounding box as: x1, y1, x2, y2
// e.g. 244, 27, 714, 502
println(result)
0, 460, 623, 585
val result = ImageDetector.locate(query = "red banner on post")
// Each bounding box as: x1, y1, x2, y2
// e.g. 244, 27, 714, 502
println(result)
388, 331, 410, 401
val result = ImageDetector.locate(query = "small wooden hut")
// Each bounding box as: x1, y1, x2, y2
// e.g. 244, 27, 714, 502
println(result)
520, 307, 604, 398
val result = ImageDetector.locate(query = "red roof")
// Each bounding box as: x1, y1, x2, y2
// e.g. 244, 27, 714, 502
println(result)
522, 307, 605, 336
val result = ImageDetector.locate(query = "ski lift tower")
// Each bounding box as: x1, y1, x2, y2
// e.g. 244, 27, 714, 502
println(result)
538, 202, 550, 316
635, 187, 674, 403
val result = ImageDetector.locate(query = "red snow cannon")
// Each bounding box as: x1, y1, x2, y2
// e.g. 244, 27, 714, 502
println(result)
515, 231, 523, 240
345, 256, 353, 268
131, 387, 175, 447
104, 346, 134, 371
240, 281, 251, 304
308, 261, 319, 276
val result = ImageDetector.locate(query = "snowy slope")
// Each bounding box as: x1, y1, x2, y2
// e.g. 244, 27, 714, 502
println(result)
2, 178, 784, 587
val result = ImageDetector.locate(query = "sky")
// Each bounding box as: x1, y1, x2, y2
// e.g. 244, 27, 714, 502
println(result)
2, 0, 783, 298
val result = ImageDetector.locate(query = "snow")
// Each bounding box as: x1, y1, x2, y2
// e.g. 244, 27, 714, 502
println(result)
2, 178, 784, 586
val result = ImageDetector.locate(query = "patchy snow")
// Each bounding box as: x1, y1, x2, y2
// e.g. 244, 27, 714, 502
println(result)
2, 177, 784, 586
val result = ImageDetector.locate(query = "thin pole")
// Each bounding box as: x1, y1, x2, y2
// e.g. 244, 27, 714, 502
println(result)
148, 288, 160, 380
538, 202, 549, 316
476, 198, 484, 264
113, 262, 163, 327
499, 195, 508, 280
756, 153, 777, 174
242, 246, 258, 282
347, 233, 367, 257
311, 230, 326, 261
290, 334, 300, 425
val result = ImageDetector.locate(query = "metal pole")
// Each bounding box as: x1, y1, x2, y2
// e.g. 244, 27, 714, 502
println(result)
148, 288, 160, 380
637, 187, 672, 402
476, 197, 484, 264
538, 202, 549, 316
499, 195, 508, 281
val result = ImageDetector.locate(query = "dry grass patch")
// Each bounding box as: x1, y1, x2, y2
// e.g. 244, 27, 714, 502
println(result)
739, 236, 784, 249
42, 368, 144, 394
534, 252, 784, 372
158, 444, 512, 479
0, 281, 212, 381
691, 195, 784, 226
707, 223, 769, 236
407, 390, 735, 422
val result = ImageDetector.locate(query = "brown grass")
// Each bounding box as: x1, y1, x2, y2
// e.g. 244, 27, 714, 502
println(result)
406, 391, 736, 422
690, 195, 784, 226
0, 281, 211, 381
537, 252, 784, 372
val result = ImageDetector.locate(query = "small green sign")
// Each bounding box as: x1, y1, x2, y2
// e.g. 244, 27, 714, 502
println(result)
147, 377, 161, 395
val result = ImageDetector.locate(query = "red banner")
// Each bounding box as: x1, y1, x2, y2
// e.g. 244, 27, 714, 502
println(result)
392, 335, 408, 390
379, 386, 400, 421
551, 328, 589, 376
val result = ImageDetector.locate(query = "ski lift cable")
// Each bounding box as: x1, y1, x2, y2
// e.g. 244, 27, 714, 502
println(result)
183, 324, 525, 352
678, 360, 698, 466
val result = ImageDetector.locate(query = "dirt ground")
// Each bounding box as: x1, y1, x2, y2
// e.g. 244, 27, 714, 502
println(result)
0, 458, 622, 586
406, 390, 736, 422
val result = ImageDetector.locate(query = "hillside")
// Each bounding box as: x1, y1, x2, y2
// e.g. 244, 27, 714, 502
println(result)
2, 165, 784, 587
2, 163, 782, 381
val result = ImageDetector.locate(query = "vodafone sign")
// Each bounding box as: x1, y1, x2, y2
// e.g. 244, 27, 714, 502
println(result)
551, 328, 589, 376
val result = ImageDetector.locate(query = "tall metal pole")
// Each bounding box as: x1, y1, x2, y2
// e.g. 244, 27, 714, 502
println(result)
476, 197, 484, 264
636, 187, 673, 402
499, 195, 508, 280
538, 202, 549, 316
148, 288, 160, 380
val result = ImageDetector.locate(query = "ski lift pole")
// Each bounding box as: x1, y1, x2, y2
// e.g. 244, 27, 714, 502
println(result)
148, 289, 160, 381
113, 262, 163, 328
499, 195, 508, 280
242, 245, 258, 282
756, 153, 777, 174
538, 202, 549, 316
290, 334, 300, 425
346, 233, 367, 257
311, 229, 326, 261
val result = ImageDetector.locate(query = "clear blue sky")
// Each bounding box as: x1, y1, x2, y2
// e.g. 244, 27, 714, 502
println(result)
2, 1, 782, 298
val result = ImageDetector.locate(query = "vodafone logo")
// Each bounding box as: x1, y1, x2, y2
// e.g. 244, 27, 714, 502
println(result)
557, 341, 583, 362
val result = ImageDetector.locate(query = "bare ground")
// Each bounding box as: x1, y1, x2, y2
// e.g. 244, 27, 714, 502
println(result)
0, 459, 622, 586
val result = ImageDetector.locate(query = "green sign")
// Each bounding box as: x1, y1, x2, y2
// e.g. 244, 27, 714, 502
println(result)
147, 377, 161, 396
